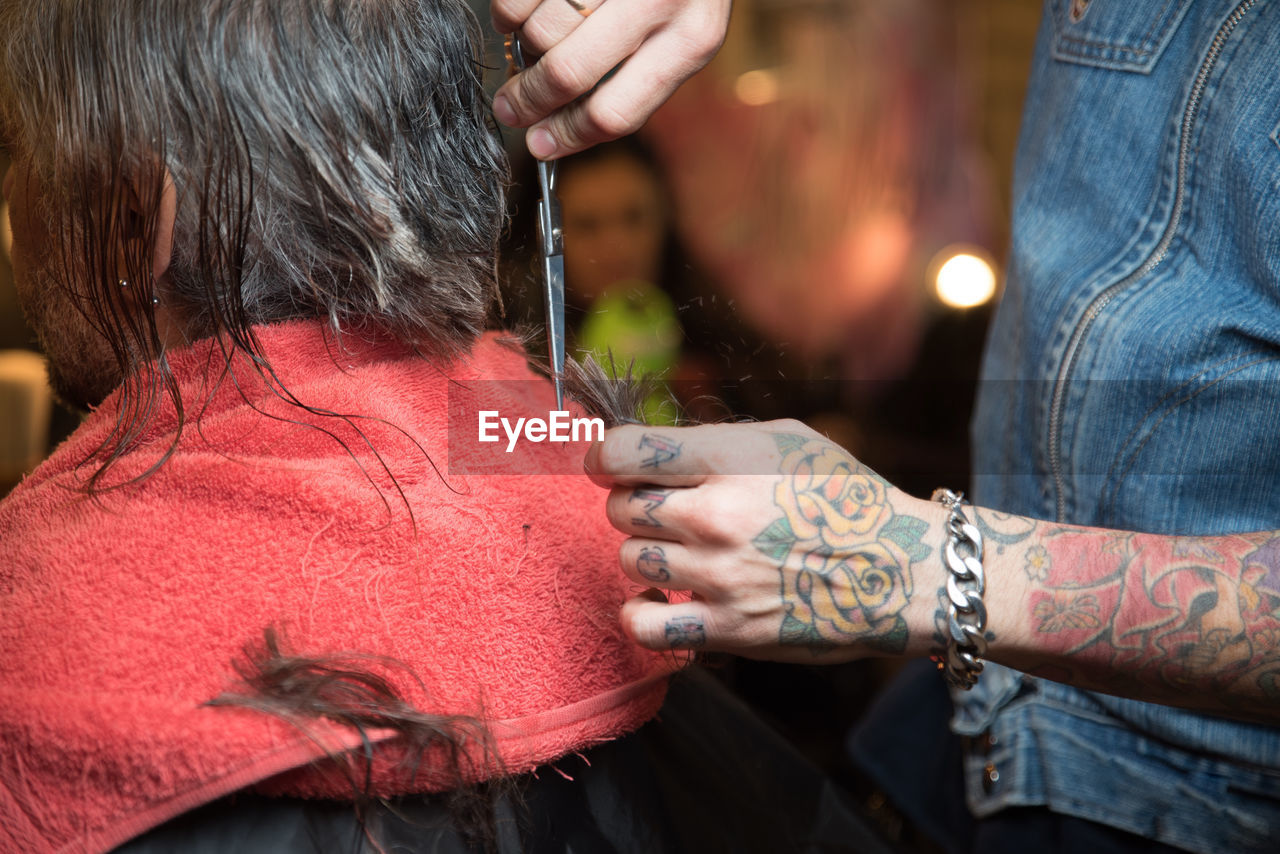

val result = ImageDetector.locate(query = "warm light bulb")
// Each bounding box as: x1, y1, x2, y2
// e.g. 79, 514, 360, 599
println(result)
735, 69, 780, 106
934, 249, 997, 309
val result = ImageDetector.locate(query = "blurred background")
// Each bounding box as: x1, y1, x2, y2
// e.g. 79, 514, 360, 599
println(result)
0, 0, 1038, 845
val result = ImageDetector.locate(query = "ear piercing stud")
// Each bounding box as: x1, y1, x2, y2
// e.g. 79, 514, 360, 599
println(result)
119, 278, 160, 306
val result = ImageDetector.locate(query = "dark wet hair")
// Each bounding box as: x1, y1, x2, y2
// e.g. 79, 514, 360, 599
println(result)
0, 0, 508, 488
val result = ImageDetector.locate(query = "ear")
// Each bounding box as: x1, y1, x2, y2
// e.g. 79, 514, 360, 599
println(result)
151, 173, 177, 281
118, 167, 177, 281
116, 168, 190, 349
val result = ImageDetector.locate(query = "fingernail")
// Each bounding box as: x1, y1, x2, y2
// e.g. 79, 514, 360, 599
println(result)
528, 127, 558, 160
493, 94, 517, 126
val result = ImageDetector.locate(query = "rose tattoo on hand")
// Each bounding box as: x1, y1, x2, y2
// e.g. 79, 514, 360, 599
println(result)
751, 434, 930, 654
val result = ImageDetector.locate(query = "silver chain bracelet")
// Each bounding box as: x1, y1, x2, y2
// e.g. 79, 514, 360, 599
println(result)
931, 488, 987, 690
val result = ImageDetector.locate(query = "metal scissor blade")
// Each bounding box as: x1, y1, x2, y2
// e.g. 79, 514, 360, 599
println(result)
544, 253, 566, 410
508, 33, 567, 411
534, 158, 566, 411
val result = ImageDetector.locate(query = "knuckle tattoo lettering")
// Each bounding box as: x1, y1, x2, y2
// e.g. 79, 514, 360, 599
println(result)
638, 433, 681, 469
664, 615, 706, 648
630, 487, 672, 527
637, 545, 671, 582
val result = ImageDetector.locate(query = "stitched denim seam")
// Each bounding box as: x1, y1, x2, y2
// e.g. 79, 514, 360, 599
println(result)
1056, 34, 1154, 57
1040, 76, 1187, 410
1036, 196, 1179, 493
1053, 0, 1181, 59
1029, 102, 1181, 457
1097, 347, 1256, 494
1104, 354, 1280, 519
1057, 0, 1176, 54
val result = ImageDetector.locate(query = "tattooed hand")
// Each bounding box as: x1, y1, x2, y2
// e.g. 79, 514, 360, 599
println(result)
585, 421, 946, 663
588, 422, 1280, 715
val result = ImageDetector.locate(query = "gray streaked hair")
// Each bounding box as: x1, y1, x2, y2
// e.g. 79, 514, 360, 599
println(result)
0, 0, 507, 485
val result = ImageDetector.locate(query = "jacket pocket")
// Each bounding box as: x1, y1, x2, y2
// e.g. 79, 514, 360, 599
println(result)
1049, 0, 1195, 73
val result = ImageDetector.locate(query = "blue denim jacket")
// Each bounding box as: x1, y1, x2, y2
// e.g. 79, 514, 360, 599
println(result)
965, 0, 1280, 851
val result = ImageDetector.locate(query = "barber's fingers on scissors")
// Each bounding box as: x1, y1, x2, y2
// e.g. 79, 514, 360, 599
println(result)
514, 42, 684, 158
491, 0, 538, 34
491, 0, 584, 60
493, 0, 729, 148
493, 8, 646, 132
492, 0, 587, 39
510, 5, 729, 153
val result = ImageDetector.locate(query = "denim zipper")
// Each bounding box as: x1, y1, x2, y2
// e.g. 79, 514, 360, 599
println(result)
1046, 0, 1259, 521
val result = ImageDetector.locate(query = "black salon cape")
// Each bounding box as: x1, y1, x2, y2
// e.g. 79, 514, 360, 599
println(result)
114, 668, 891, 853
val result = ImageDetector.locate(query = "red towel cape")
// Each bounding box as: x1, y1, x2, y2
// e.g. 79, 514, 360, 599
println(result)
0, 320, 674, 854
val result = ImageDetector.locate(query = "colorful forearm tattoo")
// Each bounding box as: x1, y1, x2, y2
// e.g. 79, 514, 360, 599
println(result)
980, 511, 1280, 703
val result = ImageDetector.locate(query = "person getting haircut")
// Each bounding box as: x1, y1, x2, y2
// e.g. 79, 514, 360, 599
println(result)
0, 2, 892, 853
0, 0, 657, 850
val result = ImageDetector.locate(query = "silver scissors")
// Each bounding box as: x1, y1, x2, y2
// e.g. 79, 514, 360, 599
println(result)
505, 32, 566, 410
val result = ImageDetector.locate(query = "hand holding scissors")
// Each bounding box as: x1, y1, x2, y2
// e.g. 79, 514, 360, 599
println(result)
491, 0, 731, 159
